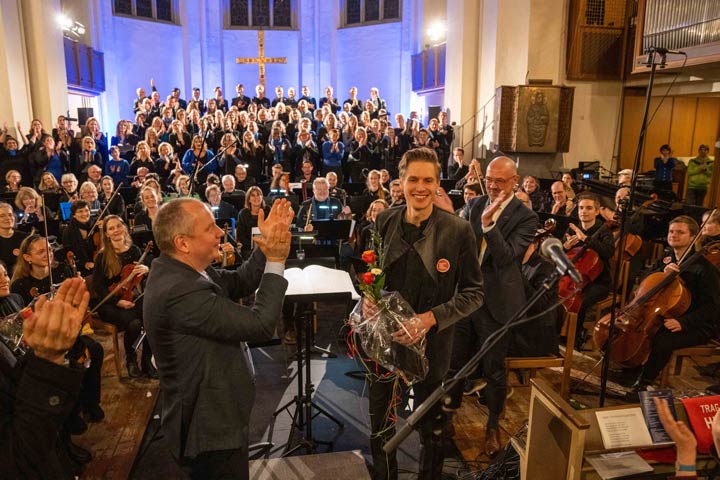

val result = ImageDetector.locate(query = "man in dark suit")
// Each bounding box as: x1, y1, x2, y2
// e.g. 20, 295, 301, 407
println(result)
369, 147, 484, 480
143, 198, 293, 479
446, 156, 538, 457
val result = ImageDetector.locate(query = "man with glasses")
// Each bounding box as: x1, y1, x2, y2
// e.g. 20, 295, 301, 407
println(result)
446, 156, 538, 458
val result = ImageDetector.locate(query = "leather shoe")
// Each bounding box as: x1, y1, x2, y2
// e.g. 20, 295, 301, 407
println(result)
142, 357, 159, 379
65, 439, 92, 464
484, 427, 501, 458
127, 361, 142, 378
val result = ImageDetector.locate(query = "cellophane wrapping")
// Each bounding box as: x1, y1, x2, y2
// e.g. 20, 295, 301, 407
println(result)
348, 292, 429, 384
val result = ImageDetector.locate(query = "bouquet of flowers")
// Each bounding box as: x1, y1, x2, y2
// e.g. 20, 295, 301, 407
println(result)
348, 231, 429, 384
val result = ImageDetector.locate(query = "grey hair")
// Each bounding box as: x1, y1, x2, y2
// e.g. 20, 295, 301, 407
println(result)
153, 198, 207, 254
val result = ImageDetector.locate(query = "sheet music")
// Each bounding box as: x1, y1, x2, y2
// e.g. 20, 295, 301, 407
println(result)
284, 265, 360, 299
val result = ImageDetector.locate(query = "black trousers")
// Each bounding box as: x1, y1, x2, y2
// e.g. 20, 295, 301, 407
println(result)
97, 301, 150, 363
188, 446, 249, 480
577, 282, 610, 325
641, 326, 708, 382
448, 308, 509, 429
369, 373, 446, 480
67, 335, 104, 409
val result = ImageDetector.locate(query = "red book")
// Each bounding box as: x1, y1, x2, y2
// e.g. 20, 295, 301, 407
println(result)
680, 395, 720, 453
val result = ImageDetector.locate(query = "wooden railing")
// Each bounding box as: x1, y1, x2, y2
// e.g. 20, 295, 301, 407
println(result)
411, 43, 445, 92
64, 38, 105, 95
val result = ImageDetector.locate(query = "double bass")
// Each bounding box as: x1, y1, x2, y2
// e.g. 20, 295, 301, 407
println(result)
593, 241, 720, 368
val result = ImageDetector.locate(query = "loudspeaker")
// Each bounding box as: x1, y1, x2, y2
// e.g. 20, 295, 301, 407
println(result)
428, 105, 441, 122
77, 107, 94, 126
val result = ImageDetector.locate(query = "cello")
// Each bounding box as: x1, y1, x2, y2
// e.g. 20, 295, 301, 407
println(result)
593, 241, 720, 368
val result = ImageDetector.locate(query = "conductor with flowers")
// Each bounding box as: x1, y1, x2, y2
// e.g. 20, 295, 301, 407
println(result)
361, 147, 484, 480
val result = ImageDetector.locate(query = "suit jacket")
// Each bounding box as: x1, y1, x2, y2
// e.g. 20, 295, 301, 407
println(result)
376, 206, 484, 382
143, 250, 288, 459
468, 196, 538, 324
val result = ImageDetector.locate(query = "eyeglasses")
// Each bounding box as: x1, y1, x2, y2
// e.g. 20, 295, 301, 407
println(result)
484, 176, 514, 186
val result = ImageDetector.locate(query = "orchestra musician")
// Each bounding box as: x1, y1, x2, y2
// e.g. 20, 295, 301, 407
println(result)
367, 147, 483, 480
143, 197, 293, 480
562, 193, 614, 347
548, 181, 575, 217
61, 200, 97, 275
445, 156, 537, 458
9, 236, 105, 443
628, 216, 720, 396
296, 177, 351, 231
91, 215, 154, 378
699, 209, 720, 247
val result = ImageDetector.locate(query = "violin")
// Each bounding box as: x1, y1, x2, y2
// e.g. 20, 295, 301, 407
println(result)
106, 242, 153, 304
592, 241, 720, 367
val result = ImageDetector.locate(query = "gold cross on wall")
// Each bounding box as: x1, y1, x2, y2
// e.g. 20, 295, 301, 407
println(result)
235, 30, 287, 88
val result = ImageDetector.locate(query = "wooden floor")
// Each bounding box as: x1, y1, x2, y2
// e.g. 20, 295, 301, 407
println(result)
76, 328, 159, 480
73, 319, 720, 477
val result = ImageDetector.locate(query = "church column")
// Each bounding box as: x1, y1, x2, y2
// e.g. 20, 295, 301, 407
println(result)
298, 0, 317, 93
20, 0, 69, 127
0, 0, 33, 134
444, 0, 480, 153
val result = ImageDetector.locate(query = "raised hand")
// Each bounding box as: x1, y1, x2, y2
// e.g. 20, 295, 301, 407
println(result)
24, 278, 89, 364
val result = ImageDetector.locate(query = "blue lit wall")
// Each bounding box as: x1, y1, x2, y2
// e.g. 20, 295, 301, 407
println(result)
96, 0, 416, 131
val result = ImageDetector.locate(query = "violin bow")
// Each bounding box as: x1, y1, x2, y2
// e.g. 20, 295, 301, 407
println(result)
39, 193, 55, 296
89, 183, 122, 236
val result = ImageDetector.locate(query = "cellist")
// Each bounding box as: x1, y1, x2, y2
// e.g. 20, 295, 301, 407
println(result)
628, 216, 720, 396
92, 215, 155, 378
563, 193, 614, 349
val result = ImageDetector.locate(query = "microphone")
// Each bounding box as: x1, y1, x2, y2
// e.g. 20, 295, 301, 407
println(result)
541, 237, 583, 285
647, 46, 686, 56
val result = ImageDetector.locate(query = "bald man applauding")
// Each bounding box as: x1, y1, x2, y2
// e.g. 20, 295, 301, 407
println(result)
144, 198, 293, 480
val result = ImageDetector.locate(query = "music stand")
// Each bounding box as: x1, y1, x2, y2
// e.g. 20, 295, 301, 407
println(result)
272, 266, 358, 456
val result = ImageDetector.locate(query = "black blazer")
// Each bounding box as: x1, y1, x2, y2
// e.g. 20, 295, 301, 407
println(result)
143, 250, 288, 459
376, 206, 484, 382
468, 196, 538, 324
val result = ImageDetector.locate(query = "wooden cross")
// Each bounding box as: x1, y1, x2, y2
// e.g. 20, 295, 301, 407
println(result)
235, 30, 287, 88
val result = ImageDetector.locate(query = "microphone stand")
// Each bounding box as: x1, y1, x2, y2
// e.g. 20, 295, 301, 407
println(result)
597, 48, 667, 407
383, 268, 562, 454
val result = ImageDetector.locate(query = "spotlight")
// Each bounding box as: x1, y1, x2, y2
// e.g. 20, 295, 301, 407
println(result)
426, 21, 447, 44
57, 13, 86, 40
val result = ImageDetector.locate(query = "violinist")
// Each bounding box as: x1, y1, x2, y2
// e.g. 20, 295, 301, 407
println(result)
92, 215, 154, 378
599, 187, 643, 235
629, 216, 720, 396
61, 200, 96, 275
699, 210, 720, 247
563, 193, 614, 345
8, 236, 105, 432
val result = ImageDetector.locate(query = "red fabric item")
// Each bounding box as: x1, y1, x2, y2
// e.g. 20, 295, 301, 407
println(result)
680, 396, 720, 454
637, 447, 676, 464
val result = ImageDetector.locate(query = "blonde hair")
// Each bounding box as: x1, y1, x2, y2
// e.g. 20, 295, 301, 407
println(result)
100, 215, 132, 278
14, 187, 42, 210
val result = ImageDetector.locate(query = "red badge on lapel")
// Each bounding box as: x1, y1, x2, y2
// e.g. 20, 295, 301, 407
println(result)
436, 259, 450, 273
662, 256, 672, 264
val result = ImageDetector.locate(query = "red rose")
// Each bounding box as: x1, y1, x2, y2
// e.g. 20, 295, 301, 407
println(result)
360, 272, 375, 285
361, 250, 377, 264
